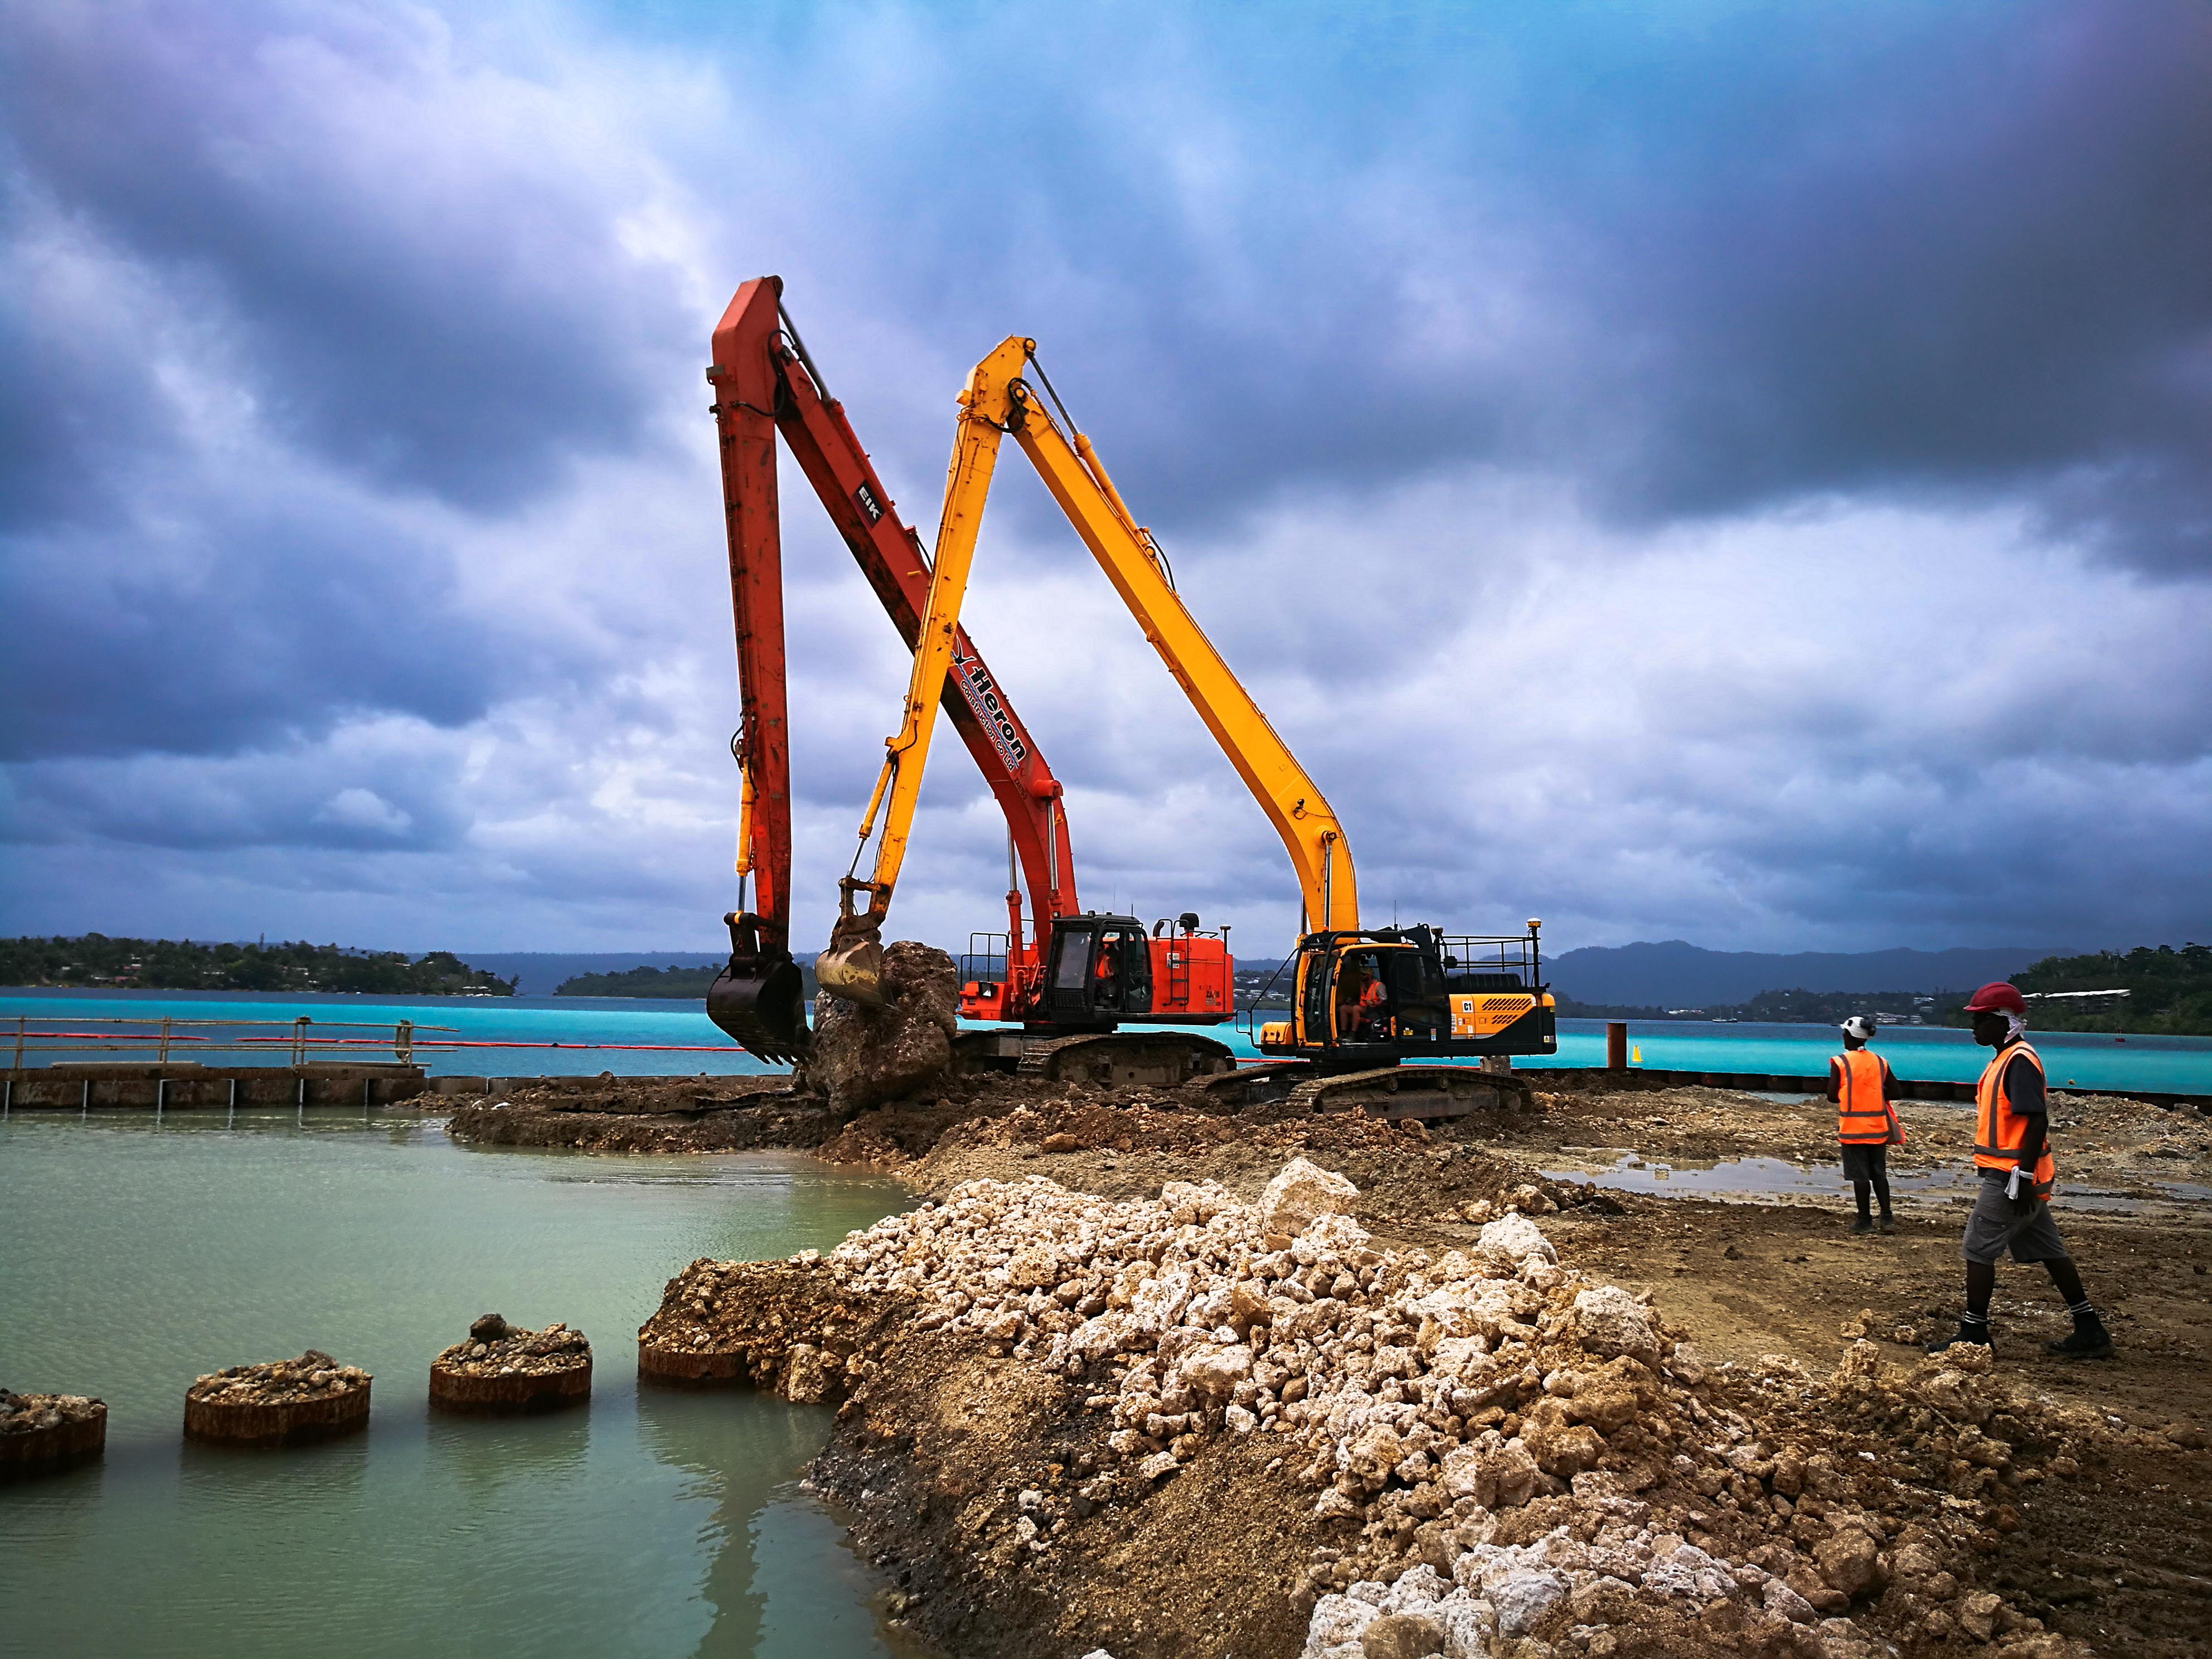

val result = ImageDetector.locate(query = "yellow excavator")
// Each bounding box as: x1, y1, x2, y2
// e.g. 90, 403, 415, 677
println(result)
818, 337, 1556, 1118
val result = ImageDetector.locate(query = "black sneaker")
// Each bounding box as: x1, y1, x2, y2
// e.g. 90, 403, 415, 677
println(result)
1928, 1321, 1991, 1356
2046, 1315, 2113, 1361
1848, 1216, 1875, 1235
1878, 1217, 1897, 1234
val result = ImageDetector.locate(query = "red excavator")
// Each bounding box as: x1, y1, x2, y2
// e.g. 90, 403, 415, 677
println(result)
702, 277, 1233, 1081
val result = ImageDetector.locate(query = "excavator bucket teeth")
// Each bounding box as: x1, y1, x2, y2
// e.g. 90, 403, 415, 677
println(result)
706, 955, 811, 1065
814, 938, 887, 1006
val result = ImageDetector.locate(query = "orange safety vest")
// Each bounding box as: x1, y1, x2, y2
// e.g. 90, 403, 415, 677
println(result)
1973, 1041, 2054, 1197
1835, 1050, 1890, 1144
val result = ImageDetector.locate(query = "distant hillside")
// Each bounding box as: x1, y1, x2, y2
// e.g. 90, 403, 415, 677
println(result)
0, 935, 515, 996
554, 958, 823, 1000
1556, 987, 1964, 1025
1546, 941, 2073, 1009
459, 952, 731, 996
556, 963, 722, 998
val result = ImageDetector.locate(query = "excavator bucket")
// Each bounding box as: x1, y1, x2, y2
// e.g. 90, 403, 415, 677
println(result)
813, 935, 886, 1006
705, 914, 811, 1064
814, 880, 890, 1006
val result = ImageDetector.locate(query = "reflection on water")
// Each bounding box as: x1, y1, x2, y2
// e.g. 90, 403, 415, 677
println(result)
0, 1117, 923, 1658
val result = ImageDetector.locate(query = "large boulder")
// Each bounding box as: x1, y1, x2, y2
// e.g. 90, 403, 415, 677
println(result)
801, 940, 958, 1113
1262, 1158, 1360, 1238
1570, 1285, 1661, 1367
1474, 1212, 1555, 1268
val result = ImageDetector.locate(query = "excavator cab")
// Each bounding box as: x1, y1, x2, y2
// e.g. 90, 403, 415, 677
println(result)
1265, 924, 1555, 1068
1041, 914, 1152, 1024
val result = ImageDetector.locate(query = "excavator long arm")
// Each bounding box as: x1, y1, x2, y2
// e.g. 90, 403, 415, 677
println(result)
817, 336, 1355, 1002
984, 339, 1359, 934
706, 279, 1076, 1054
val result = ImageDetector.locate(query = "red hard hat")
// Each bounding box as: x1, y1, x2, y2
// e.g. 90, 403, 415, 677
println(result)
1963, 981, 2026, 1015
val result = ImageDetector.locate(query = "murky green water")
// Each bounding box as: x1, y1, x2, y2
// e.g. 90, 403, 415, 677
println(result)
0, 1115, 921, 1658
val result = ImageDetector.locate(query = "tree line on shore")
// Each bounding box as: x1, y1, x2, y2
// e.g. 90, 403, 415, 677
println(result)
8, 935, 2204, 1034
0, 935, 517, 996
1542, 944, 2211, 1036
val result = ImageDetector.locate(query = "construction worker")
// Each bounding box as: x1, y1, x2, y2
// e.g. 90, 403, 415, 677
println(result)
1828, 1015, 1898, 1234
1930, 982, 2112, 1360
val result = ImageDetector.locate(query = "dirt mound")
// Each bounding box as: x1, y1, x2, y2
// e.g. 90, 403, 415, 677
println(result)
637, 1257, 898, 1398
638, 1164, 2122, 1658
864, 1092, 1622, 1246
445, 1083, 835, 1152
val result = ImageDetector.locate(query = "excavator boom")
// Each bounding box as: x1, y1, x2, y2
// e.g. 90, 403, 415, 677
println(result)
842, 334, 1553, 1091
976, 340, 1359, 934
818, 335, 1351, 984
704, 279, 1075, 1058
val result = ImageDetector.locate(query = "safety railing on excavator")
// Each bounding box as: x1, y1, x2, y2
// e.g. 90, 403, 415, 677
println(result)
962, 933, 1012, 988
1437, 932, 1546, 993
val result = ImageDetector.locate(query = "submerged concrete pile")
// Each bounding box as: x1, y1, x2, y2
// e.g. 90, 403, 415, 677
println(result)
642, 1158, 2103, 1657
185, 1351, 371, 1447
429, 1313, 591, 1412
0, 1389, 107, 1477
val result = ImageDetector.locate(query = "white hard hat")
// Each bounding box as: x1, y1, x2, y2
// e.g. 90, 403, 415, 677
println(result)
1840, 1016, 1876, 1041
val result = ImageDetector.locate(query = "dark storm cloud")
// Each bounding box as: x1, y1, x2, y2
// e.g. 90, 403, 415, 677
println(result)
778, 2, 2212, 575
2, 0, 2205, 954
0, 485, 506, 763
0, 3, 692, 512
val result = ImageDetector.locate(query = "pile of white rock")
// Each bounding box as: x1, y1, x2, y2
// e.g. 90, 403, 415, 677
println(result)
809, 1158, 2088, 1658
828, 1159, 1675, 1500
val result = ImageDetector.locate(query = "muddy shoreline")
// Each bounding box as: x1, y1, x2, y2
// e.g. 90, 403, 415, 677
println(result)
447, 1075, 2209, 1657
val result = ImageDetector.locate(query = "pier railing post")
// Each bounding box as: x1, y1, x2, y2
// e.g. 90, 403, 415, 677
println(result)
1606, 1022, 1628, 1071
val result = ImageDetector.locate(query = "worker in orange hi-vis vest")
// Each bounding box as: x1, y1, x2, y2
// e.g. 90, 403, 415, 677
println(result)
1827, 1016, 1900, 1234
1928, 982, 2112, 1361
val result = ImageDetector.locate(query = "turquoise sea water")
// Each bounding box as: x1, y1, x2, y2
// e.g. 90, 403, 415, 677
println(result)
0, 1117, 920, 1659
3, 989, 2207, 1095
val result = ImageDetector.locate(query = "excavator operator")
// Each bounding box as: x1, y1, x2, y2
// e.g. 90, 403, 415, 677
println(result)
1092, 930, 1122, 1010
1337, 953, 1389, 1039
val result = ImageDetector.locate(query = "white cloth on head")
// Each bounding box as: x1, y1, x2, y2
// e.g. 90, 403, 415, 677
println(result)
2005, 1011, 2027, 1044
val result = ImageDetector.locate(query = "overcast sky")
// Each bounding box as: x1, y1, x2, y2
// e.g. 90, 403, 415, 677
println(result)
3, 0, 2206, 958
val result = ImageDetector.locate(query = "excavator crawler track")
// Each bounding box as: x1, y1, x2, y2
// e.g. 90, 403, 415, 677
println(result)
1202, 1064, 1532, 1120
952, 1030, 1236, 1088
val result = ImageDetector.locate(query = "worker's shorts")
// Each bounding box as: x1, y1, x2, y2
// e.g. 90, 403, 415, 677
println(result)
1839, 1143, 1887, 1182
1959, 1173, 2069, 1265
